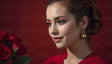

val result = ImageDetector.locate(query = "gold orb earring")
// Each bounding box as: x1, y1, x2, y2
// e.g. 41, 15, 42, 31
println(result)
81, 30, 87, 39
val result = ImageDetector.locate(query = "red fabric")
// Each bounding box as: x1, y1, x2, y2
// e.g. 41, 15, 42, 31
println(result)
44, 52, 109, 64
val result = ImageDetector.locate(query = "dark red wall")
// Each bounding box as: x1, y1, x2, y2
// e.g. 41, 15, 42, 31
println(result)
0, 0, 112, 64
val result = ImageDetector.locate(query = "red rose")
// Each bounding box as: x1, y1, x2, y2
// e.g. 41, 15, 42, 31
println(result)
0, 44, 11, 61
12, 43, 27, 56
0, 31, 27, 57
16, 43, 27, 56
8, 34, 21, 44
12, 43, 17, 50
0, 31, 6, 38
0, 31, 7, 44
9, 35, 27, 56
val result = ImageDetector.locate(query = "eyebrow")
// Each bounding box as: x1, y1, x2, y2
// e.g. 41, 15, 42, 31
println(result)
46, 16, 65, 22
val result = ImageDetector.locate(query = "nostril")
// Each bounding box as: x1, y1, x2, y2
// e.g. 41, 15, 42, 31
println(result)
51, 31, 58, 35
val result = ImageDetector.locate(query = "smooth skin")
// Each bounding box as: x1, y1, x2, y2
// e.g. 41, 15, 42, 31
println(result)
46, 2, 92, 64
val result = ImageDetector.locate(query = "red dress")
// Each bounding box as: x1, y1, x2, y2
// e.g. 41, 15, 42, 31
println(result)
44, 53, 109, 64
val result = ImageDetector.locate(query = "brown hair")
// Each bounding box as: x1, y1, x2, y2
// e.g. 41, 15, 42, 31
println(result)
46, 0, 103, 36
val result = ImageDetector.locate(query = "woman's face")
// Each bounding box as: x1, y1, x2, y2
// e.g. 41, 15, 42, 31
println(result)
46, 3, 82, 48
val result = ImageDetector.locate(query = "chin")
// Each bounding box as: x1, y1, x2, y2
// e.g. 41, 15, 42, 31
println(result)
55, 43, 66, 48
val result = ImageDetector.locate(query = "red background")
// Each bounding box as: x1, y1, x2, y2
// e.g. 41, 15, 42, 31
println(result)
0, 0, 112, 64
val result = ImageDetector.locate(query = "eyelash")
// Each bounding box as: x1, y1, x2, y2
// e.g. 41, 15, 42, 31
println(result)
46, 22, 51, 26
57, 20, 66, 24
46, 20, 66, 26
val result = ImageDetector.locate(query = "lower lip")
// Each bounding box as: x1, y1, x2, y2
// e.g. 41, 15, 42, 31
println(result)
54, 38, 62, 43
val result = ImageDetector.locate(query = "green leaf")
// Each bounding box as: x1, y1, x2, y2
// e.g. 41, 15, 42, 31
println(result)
0, 61, 5, 64
13, 48, 18, 54
14, 56, 32, 64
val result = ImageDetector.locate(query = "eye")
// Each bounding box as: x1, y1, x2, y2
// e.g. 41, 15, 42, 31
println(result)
46, 22, 51, 26
57, 20, 66, 24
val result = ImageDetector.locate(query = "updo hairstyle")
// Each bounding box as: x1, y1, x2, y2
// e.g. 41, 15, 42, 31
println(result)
46, 0, 103, 36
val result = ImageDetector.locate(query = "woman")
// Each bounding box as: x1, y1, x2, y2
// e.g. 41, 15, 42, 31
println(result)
44, 0, 109, 64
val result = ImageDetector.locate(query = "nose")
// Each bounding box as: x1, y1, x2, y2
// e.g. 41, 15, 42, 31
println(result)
50, 24, 58, 35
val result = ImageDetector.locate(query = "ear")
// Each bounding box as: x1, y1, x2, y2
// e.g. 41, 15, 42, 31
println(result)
79, 16, 89, 29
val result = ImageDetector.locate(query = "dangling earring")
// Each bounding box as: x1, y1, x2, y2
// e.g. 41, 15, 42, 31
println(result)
81, 30, 87, 39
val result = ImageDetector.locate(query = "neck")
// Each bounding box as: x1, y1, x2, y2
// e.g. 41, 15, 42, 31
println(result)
65, 40, 92, 64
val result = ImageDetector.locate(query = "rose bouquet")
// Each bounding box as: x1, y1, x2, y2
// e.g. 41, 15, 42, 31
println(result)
0, 31, 32, 64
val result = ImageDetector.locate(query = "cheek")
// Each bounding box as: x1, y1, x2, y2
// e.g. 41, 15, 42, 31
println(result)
59, 23, 78, 36
59, 26, 71, 35
58, 22, 81, 43
48, 28, 51, 37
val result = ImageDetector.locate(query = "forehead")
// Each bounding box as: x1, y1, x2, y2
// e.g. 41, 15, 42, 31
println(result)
46, 2, 70, 19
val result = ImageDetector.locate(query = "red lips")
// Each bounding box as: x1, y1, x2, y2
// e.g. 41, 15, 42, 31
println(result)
53, 37, 63, 42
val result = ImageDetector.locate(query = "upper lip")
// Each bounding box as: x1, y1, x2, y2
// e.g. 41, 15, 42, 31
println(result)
53, 37, 63, 39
